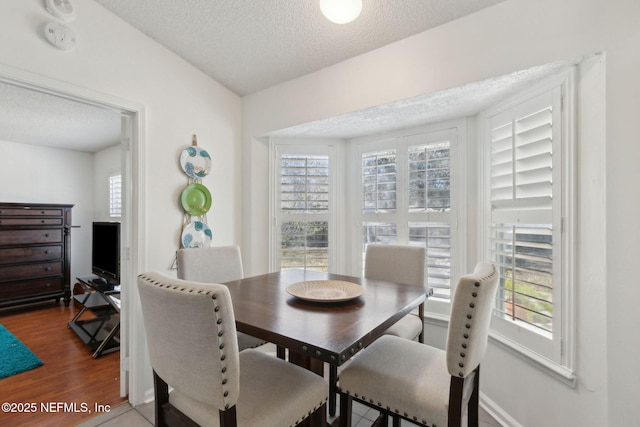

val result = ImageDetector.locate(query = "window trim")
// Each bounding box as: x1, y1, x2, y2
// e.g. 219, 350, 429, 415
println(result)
269, 139, 340, 272
347, 120, 467, 316
479, 68, 577, 384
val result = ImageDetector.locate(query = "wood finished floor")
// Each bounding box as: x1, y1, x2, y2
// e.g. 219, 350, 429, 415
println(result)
0, 301, 126, 427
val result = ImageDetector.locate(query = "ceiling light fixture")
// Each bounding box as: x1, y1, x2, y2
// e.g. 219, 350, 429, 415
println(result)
319, 0, 362, 24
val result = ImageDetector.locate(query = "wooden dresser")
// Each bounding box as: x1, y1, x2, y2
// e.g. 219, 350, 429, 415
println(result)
0, 202, 73, 308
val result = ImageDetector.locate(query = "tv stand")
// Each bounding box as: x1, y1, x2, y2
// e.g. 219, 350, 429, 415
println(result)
68, 275, 120, 358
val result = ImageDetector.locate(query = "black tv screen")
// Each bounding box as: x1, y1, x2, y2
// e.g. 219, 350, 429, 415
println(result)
92, 222, 121, 285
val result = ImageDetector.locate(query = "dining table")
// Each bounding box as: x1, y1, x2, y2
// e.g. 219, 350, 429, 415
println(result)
222, 268, 432, 425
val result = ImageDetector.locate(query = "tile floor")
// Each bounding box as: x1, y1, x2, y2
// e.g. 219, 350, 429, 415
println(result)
76, 398, 501, 427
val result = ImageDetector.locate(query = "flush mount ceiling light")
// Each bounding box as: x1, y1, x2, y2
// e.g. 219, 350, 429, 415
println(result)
319, 0, 362, 24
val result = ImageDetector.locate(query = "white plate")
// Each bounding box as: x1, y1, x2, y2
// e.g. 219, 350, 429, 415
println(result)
180, 146, 212, 179
181, 221, 212, 248
286, 280, 364, 302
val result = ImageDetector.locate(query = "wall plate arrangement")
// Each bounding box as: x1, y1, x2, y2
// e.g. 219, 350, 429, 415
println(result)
179, 135, 214, 249
45, 0, 77, 22
43, 22, 77, 51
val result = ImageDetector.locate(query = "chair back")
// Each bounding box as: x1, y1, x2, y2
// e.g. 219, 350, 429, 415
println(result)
137, 272, 241, 411
446, 262, 499, 378
364, 244, 426, 286
177, 245, 244, 283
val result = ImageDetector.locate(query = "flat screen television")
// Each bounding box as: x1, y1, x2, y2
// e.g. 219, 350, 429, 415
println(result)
92, 221, 121, 286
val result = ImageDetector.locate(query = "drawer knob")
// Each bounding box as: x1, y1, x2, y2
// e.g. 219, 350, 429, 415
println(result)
45, 283, 51, 288
45, 250, 51, 254
44, 233, 50, 237
41, 211, 46, 214
45, 267, 52, 271
41, 220, 45, 223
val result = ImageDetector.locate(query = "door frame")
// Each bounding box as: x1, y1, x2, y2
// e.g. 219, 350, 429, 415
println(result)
0, 63, 147, 404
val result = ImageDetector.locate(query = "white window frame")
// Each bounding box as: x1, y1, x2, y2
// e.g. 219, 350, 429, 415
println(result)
479, 69, 577, 384
348, 121, 467, 317
269, 139, 339, 273
109, 172, 122, 218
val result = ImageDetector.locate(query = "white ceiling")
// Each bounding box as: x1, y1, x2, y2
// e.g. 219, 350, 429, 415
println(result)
93, 0, 507, 97
4, 0, 577, 153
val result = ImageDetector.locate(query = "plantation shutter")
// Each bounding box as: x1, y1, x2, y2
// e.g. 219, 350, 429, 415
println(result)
109, 173, 122, 218
488, 88, 560, 336
280, 154, 330, 271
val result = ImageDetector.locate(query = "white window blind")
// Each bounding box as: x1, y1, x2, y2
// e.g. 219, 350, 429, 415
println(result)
362, 150, 396, 213
484, 79, 572, 368
358, 130, 458, 301
109, 173, 122, 218
279, 154, 330, 272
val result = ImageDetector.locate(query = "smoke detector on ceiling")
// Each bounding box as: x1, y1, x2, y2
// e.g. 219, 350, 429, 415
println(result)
45, 0, 77, 23
44, 22, 77, 51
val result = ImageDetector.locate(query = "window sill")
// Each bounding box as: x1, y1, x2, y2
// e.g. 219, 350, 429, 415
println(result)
488, 331, 576, 388
425, 312, 576, 388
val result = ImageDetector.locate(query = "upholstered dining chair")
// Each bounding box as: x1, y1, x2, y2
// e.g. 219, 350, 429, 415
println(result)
365, 244, 427, 342
337, 262, 499, 427
137, 272, 328, 427
328, 243, 427, 416
176, 246, 267, 351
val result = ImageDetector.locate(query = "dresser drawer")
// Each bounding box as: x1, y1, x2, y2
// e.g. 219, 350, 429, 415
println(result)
0, 245, 62, 265
0, 218, 63, 226
0, 277, 63, 300
0, 229, 62, 245
0, 207, 63, 217
0, 261, 62, 282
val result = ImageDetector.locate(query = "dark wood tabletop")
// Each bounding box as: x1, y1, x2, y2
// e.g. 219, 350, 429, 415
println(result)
223, 269, 431, 367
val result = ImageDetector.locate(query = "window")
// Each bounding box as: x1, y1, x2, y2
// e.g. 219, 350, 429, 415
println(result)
482, 71, 575, 375
109, 173, 122, 218
272, 143, 335, 272
355, 126, 462, 301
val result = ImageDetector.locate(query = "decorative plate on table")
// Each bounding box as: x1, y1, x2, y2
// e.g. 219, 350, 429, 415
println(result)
181, 221, 212, 248
286, 280, 364, 302
180, 183, 212, 216
180, 146, 212, 179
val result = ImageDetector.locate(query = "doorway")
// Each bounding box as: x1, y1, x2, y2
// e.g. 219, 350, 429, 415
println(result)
0, 64, 144, 401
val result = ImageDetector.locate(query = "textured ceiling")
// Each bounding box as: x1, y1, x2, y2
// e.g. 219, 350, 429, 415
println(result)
93, 0, 507, 96
3, 0, 512, 152
0, 81, 122, 152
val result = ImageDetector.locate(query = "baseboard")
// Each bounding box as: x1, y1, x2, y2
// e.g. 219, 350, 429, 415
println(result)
480, 392, 522, 427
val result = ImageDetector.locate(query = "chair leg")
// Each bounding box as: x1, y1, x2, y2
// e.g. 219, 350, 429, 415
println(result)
309, 402, 327, 427
418, 303, 425, 343
153, 370, 169, 427
467, 367, 480, 427
329, 364, 338, 416
277, 345, 286, 360
448, 376, 464, 427
339, 393, 353, 427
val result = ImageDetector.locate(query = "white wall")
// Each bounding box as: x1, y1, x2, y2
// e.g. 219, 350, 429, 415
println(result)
0, 0, 242, 404
242, 0, 640, 425
0, 140, 94, 288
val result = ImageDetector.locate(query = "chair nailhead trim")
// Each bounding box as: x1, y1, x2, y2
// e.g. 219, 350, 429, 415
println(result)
138, 274, 234, 409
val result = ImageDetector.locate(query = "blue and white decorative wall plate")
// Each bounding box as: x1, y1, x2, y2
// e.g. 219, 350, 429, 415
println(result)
180, 146, 212, 179
181, 221, 213, 248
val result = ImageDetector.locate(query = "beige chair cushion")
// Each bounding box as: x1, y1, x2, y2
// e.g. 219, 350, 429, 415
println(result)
364, 244, 426, 287
365, 244, 427, 342
177, 246, 243, 284
170, 349, 328, 427
382, 313, 423, 340
138, 273, 241, 410
446, 262, 499, 378
176, 246, 266, 350
339, 335, 450, 427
